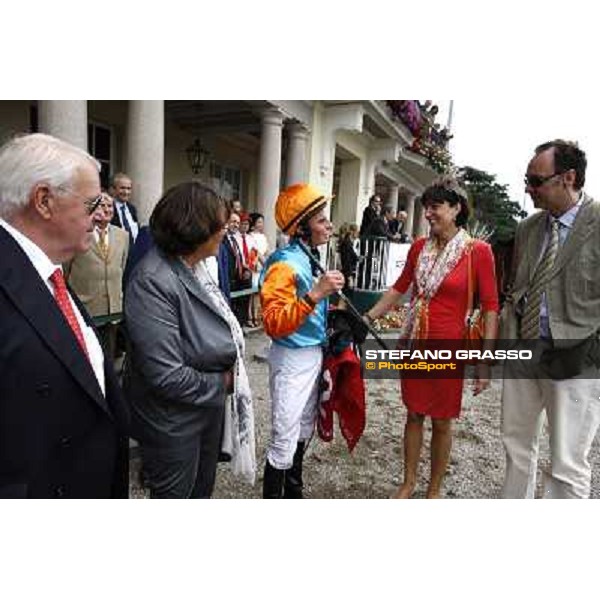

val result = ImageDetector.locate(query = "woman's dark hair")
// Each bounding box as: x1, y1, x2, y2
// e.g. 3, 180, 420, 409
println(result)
150, 181, 230, 256
249, 211, 264, 231
535, 139, 587, 190
420, 176, 470, 227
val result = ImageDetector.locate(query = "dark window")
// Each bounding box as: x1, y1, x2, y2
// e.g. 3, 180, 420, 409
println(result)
30, 105, 38, 133
88, 123, 112, 190
210, 160, 242, 201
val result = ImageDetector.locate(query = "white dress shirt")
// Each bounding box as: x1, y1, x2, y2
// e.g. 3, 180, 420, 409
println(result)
115, 200, 139, 242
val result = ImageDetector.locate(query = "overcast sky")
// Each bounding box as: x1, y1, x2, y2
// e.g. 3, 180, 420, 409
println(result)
435, 99, 599, 215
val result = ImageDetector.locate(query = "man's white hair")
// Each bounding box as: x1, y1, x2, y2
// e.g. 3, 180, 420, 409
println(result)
0, 133, 100, 220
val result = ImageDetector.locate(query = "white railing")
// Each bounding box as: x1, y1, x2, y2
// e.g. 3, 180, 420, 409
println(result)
326, 237, 411, 292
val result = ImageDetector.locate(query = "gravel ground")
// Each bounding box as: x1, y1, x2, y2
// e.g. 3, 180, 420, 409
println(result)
130, 329, 600, 499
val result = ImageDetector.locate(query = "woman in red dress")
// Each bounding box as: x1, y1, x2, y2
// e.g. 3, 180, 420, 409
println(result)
364, 177, 499, 498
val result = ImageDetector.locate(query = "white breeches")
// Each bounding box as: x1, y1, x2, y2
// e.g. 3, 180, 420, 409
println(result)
266, 344, 323, 470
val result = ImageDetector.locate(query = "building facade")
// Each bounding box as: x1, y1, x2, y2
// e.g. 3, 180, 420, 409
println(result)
0, 100, 443, 246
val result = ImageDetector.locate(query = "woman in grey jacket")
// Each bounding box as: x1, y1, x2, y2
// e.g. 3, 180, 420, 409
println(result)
124, 182, 255, 498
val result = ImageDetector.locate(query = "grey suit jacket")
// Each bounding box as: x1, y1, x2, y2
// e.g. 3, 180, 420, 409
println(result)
500, 193, 600, 348
123, 247, 237, 444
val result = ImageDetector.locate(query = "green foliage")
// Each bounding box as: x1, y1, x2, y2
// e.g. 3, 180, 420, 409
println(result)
457, 166, 527, 246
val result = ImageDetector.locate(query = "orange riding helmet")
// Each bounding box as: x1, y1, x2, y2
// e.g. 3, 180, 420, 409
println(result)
275, 183, 331, 236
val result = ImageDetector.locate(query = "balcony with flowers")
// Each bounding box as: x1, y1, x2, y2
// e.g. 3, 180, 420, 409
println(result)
386, 100, 454, 174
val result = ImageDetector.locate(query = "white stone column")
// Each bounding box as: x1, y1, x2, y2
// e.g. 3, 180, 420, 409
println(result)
387, 183, 400, 210
420, 209, 430, 237
404, 194, 416, 238
38, 100, 88, 150
318, 103, 364, 199
413, 200, 429, 238
257, 108, 284, 248
360, 140, 401, 220
126, 100, 164, 226
285, 122, 309, 186
411, 198, 423, 238
335, 159, 361, 226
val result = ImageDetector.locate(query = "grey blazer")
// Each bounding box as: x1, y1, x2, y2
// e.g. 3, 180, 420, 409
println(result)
124, 247, 237, 444
500, 194, 600, 348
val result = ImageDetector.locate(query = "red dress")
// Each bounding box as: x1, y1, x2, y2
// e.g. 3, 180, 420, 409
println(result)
393, 237, 499, 418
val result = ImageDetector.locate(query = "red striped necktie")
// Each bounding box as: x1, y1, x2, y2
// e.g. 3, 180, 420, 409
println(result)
50, 268, 89, 360
241, 233, 249, 264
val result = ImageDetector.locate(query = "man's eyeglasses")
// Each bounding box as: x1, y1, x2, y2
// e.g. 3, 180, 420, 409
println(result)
524, 172, 563, 189
56, 186, 103, 214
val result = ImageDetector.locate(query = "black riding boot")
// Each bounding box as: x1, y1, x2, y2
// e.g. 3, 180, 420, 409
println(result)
262, 459, 285, 499
284, 441, 305, 499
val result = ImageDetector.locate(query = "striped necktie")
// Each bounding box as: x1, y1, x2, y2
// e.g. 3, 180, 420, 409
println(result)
120, 203, 133, 238
98, 228, 109, 260
520, 218, 560, 339
50, 268, 89, 360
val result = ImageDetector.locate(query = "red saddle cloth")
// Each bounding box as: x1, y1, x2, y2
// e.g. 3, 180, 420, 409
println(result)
318, 346, 366, 452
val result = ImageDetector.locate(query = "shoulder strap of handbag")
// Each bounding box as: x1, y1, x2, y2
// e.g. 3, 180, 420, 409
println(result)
467, 241, 475, 317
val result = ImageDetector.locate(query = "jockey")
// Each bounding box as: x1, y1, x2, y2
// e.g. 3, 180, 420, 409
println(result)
260, 183, 344, 498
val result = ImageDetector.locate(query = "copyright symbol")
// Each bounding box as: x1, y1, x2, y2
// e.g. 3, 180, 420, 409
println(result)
366, 362, 375, 370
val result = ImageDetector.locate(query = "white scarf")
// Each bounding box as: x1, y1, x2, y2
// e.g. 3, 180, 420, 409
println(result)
400, 228, 471, 340
193, 260, 256, 485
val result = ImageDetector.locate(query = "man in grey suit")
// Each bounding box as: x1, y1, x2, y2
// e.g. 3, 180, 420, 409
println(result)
500, 139, 600, 498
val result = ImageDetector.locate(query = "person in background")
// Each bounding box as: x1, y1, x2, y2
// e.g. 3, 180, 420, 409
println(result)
387, 209, 400, 236
249, 211, 269, 326
365, 205, 401, 241
260, 183, 344, 498
124, 181, 255, 498
0, 133, 129, 498
249, 211, 269, 261
65, 193, 129, 361
396, 210, 411, 242
359, 194, 382, 237
338, 223, 360, 295
232, 199, 243, 215
236, 212, 257, 327
364, 177, 499, 499
110, 172, 139, 245
223, 212, 252, 325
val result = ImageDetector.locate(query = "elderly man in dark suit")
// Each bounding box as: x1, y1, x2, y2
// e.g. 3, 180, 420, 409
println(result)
500, 139, 600, 498
0, 133, 129, 499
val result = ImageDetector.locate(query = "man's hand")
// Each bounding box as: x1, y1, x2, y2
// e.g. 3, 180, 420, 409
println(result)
310, 270, 345, 302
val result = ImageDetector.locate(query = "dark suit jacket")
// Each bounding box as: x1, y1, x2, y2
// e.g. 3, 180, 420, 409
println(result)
111, 199, 138, 230
364, 216, 396, 240
222, 234, 251, 292
124, 225, 154, 285
217, 242, 231, 302
359, 205, 379, 237
339, 237, 359, 279
0, 227, 130, 498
